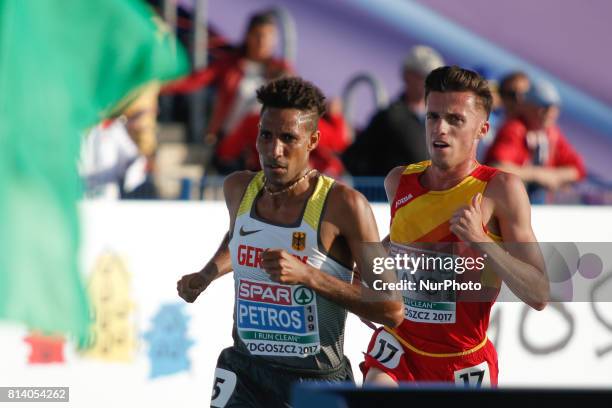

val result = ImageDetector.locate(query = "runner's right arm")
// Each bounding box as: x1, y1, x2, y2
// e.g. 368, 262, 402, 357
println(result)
177, 171, 254, 303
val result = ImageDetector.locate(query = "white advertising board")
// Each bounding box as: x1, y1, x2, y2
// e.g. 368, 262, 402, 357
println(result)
0, 202, 610, 407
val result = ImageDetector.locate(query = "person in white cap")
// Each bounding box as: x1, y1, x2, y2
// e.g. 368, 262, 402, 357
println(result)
343, 45, 444, 176
485, 78, 586, 203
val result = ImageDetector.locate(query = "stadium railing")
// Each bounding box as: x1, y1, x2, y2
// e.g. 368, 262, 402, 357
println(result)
115, 173, 612, 205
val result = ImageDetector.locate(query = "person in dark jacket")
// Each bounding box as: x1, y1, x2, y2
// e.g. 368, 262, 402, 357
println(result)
343, 45, 444, 176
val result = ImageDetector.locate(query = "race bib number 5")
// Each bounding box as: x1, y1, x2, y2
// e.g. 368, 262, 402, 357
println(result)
211, 368, 237, 408
236, 279, 320, 357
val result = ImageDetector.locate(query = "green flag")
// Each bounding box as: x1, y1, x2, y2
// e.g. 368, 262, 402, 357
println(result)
0, 0, 188, 342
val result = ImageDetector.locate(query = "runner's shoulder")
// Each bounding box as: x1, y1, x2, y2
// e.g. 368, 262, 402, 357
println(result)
223, 170, 258, 206
486, 170, 528, 207
326, 180, 372, 222
384, 165, 406, 199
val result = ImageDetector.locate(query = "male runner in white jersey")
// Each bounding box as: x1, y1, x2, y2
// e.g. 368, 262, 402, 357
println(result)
177, 76, 403, 407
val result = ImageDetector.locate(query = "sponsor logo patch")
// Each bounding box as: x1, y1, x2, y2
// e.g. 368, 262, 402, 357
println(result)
395, 194, 413, 209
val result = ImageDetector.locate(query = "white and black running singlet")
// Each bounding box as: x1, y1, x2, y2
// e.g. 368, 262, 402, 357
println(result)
228, 172, 353, 371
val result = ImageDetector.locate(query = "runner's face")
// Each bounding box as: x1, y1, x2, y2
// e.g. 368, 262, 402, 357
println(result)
257, 108, 318, 187
425, 91, 489, 170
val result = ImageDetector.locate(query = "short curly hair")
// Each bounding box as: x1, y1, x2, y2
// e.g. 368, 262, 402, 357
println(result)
256, 76, 327, 119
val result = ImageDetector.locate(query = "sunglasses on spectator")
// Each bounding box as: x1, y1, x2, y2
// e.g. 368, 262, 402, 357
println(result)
500, 90, 524, 102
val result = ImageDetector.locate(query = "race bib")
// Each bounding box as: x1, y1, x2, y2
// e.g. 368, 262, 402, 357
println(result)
236, 279, 320, 357
390, 243, 457, 324
454, 362, 491, 387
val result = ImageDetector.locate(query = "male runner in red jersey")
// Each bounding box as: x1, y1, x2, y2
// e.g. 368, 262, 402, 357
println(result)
362, 66, 549, 387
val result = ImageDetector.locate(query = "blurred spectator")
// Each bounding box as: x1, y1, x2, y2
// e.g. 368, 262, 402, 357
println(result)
498, 71, 530, 119
486, 78, 586, 203
215, 97, 350, 178
342, 45, 444, 176
121, 82, 161, 198
123, 82, 161, 159
478, 70, 529, 162
475, 72, 503, 162
161, 10, 291, 144
79, 118, 147, 199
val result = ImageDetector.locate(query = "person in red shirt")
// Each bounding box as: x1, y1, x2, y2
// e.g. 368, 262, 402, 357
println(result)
485, 79, 586, 202
162, 10, 291, 143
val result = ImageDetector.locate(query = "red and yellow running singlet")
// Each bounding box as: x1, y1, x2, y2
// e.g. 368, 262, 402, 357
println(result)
388, 160, 501, 355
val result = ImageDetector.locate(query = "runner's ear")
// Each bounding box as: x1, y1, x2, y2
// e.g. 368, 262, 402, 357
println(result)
308, 130, 320, 151
476, 120, 489, 141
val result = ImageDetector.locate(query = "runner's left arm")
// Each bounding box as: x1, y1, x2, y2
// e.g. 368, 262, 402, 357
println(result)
449, 172, 549, 310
